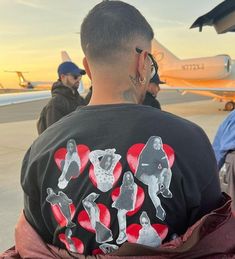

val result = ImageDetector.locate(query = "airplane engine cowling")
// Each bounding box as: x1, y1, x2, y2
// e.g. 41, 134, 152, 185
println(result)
160, 55, 232, 80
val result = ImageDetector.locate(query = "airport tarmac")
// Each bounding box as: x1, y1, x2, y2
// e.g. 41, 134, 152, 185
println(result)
0, 92, 228, 251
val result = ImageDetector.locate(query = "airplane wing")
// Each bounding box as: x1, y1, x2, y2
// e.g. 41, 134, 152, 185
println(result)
0, 86, 88, 106
160, 86, 235, 92
160, 86, 235, 101
0, 91, 51, 106
190, 0, 235, 34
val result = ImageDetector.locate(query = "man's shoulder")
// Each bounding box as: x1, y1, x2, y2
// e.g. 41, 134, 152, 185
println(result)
45, 94, 69, 110
142, 105, 199, 126
141, 106, 207, 142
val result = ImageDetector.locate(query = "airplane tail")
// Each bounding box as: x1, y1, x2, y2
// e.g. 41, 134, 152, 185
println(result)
61, 51, 72, 62
152, 39, 179, 67
78, 80, 85, 94
15, 71, 27, 85
5, 71, 32, 88
15, 71, 33, 88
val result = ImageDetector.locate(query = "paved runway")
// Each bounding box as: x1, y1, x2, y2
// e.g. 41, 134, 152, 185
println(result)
0, 91, 228, 251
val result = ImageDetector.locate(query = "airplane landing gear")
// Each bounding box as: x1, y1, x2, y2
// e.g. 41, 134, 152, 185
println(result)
225, 101, 235, 111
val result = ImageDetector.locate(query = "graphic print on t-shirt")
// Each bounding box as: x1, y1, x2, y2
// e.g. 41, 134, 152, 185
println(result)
48, 136, 175, 254
127, 136, 175, 221
99, 243, 119, 254
112, 171, 138, 244
79, 192, 113, 243
59, 228, 84, 253
46, 188, 76, 228
89, 148, 122, 192
54, 139, 90, 189
111, 182, 145, 217
127, 211, 168, 246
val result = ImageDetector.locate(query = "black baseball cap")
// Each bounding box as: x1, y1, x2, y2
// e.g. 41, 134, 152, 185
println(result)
150, 73, 164, 84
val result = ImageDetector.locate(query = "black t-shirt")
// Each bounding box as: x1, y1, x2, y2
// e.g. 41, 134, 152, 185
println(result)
21, 104, 221, 255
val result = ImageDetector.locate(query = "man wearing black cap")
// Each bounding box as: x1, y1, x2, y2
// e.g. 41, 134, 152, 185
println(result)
37, 61, 86, 134
143, 73, 163, 109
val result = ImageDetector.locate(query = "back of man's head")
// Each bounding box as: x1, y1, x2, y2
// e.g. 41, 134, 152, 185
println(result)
80, 1, 154, 63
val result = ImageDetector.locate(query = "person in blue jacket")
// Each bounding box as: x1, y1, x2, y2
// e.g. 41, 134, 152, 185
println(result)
213, 109, 235, 169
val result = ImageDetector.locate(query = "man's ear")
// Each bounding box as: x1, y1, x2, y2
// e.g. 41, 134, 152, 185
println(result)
137, 50, 148, 83
83, 57, 92, 80
60, 74, 66, 81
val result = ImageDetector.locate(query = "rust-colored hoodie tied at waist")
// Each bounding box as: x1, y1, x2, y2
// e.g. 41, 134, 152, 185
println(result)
1, 193, 235, 259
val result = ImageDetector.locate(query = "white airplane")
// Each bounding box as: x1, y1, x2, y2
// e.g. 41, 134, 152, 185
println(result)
5, 71, 52, 90
152, 39, 235, 111
0, 90, 51, 106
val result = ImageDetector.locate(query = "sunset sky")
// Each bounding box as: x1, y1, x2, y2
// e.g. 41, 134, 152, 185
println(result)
1, 0, 235, 88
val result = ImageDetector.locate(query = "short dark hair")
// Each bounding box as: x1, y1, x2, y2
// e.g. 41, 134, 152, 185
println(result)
80, 1, 154, 62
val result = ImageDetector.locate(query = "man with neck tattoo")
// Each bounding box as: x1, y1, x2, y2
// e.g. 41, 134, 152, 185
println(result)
20, 1, 222, 255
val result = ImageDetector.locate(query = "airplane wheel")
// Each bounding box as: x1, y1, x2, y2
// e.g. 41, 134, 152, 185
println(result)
225, 101, 235, 111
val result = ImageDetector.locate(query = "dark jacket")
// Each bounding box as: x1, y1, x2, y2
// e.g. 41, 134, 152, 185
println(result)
37, 80, 85, 134
143, 91, 161, 109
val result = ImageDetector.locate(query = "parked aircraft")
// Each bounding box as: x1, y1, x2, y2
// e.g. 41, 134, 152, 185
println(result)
4, 50, 85, 92
1, 51, 86, 105
152, 39, 235, 110
5, 71, 52, 90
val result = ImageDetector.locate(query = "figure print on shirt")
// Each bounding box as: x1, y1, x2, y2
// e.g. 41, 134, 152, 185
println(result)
135, 136, 172, 221
137, 211, 162, 247
112, 171, 138, 244
58, 139, 81, 189
46, 188, 76, 228
65, 228, 77, 253
89, 148, 121, 192
99, 243, 119, 254
82, 192, 113, 243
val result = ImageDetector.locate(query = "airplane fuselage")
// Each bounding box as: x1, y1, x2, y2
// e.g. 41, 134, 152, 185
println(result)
152, 39, 235, 108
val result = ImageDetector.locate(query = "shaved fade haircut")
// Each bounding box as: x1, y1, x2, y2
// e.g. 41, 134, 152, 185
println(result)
80, 1, 154, 62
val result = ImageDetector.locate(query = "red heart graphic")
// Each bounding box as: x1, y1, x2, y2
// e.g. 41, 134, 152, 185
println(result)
89, 162, 122, 189
111, 186, 145, 216
127, 223, 168, 243
92, 248, 104, 255
51, 204, 75, 227
77, 204, 111, 233
163, 144, 175, 168
54, 144, 90, 175
127, 143, 175, 173
59, 234, 84, 253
